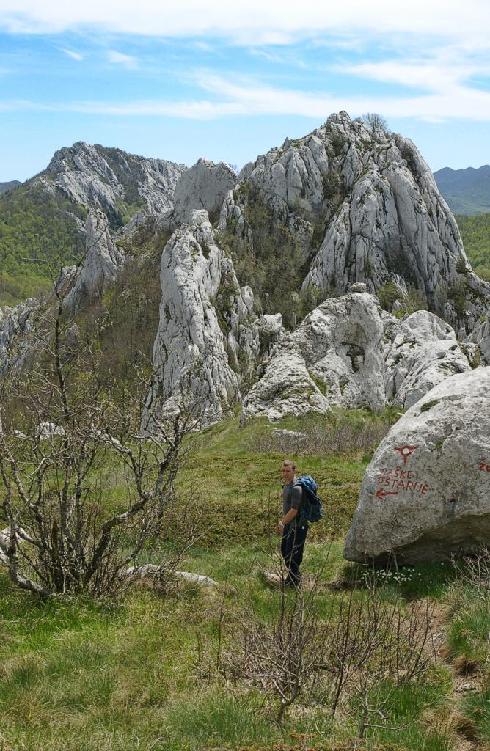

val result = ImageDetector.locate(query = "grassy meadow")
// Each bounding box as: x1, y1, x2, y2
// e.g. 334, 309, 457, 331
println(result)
0, 411, 489, 751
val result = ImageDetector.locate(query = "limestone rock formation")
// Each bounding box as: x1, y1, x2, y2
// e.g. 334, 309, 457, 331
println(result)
384, 310, 470, 409
344, 367, 490, 563
220, 112, 490, 328
36, 141, 186, 223
242, 292, 386, 420
242, 292, 474, 421
144, 211, 260, 428
470, 317, 490, 365
64, 210, 124, 313
0, 298, 39, 374
174, 159, 236, 224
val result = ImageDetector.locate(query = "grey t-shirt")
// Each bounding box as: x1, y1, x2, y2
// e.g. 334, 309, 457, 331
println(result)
282, 479, 303, 526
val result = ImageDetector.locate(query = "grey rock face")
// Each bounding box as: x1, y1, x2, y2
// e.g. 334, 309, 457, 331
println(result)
174, 159, 236, 224
64, 210, 124, 313
384, 310, 470, 409
220, 112, 490, 326
344, 367, 490, 563
243, 292, 386, 420
242, 293, 474, 421
470, 318, 490, 364
36, 141, 186, 222
0, 298, 39, 374
144, 211, 259, 429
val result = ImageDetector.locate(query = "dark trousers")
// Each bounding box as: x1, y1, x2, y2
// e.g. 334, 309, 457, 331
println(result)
281, 523, 308, 586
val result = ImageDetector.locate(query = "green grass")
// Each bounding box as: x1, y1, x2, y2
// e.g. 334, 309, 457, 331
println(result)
446, 578, 490, 665
0, 414, 487, 751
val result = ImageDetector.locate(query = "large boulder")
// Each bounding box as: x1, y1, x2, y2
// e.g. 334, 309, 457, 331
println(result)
470, 317, 490, 365
144, 211, 260, 429
242, 292, 473, 421
344, 367, 490, 563
0, 298, 39, 374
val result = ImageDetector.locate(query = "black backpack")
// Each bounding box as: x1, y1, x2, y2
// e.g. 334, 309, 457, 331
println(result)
294, 475, 324, 523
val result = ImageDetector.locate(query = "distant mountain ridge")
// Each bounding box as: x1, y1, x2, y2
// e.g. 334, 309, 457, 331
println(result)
434, 164, 490, 215
0, 143, 186, 305
0, 180, 21, 195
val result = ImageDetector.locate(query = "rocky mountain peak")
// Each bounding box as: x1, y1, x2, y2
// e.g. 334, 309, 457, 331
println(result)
220, 111, 490, 330
36, 141, 187, 225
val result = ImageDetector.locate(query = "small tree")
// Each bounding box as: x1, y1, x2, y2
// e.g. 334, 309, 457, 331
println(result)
0, 293, 195, 597
361, 113, 389, 134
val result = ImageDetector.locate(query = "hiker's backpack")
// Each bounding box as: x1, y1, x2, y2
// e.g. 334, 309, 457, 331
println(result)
294, 475, 324, 523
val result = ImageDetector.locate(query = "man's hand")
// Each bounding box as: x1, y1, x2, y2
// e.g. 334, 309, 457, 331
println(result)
276, 508, 298, 535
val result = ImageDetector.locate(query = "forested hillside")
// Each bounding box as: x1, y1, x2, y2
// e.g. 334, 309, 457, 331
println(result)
0, 183, 86, 305
457, 212, 490, 281
435, 165, 490, 215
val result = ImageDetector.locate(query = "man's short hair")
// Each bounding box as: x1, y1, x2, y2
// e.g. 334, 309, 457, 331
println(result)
283, 459, 296, 471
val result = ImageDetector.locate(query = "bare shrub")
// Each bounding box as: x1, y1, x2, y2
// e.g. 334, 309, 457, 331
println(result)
228, 568, 434, 731
453, 548, 490, 598
0, 295, 197, 597
227, 574, 329, 724
324, 588, 434, 736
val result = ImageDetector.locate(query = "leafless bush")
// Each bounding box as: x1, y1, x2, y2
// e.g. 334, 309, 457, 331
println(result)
324, 588, 434, 735
227, 576, 328, 724
453, 548, 490, 599
228, 569, 434, 731
0, 295, 197, 597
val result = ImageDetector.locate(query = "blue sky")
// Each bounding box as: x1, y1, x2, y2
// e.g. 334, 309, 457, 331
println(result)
0, 1, 489, 181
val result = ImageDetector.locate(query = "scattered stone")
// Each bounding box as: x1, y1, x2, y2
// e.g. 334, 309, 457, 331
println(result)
36, 422, 66, 440
349, 282, 368, 293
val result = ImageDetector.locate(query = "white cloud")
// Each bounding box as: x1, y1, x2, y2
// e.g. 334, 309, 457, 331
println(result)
337, 56, 490, 92
0, 0, 488, 45
2, 70, 490, 121
107, 50, 137, 68
60, 47, 84, 61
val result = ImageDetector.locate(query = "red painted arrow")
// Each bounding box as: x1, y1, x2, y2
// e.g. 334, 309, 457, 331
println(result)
375, 489, 399, 499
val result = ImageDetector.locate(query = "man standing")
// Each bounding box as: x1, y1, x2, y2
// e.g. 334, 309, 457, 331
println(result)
277, 459, 307, 587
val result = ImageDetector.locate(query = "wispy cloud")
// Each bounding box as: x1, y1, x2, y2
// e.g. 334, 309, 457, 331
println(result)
0, 1, 489, 46
2, 69, 490, 122
107, 49, 138, 68
60, 47, 83, 61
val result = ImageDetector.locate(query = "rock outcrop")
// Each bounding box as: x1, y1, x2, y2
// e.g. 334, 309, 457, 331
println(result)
0, 298, 39, 374
242, 292, 473, 421
220, 112, 490, 328
384, 310, 470, 409
144, 211, 260, 429
64, 210, 124, 312
173, 159, 236, 224
242, 292, 386, 421
344, 367, 490, 563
